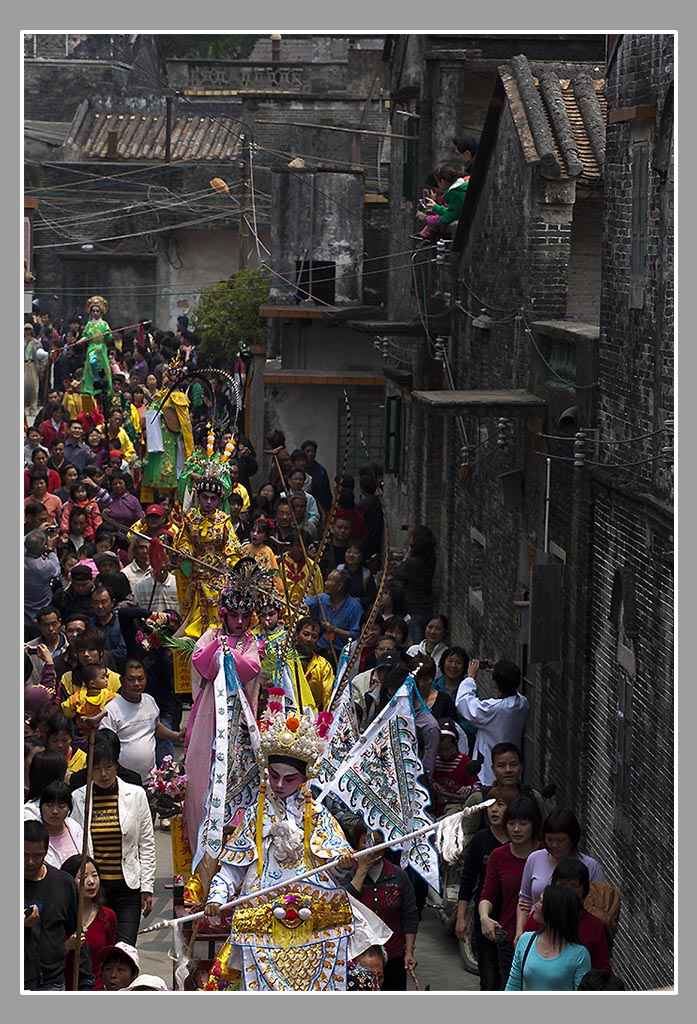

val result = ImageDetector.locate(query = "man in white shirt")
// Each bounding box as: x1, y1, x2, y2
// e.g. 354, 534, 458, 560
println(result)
121, 537, 152, 589
132, 561, 180, 614
455, 658, 529, 786
98, 660, 183, 788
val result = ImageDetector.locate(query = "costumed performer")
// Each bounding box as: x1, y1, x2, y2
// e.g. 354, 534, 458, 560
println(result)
80, 296, 113, 410
177, 427, 237, 515
252, 596, 318, 717
170, 472, 244, 692
182, 562, 264, 862
140, 362, 194, 504
202, 697, 391, 991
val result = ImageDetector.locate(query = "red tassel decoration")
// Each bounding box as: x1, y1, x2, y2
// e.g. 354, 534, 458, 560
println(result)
148, 536, 169, 576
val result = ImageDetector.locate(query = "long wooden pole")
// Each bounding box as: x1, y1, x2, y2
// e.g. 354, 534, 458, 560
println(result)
72, 728, 95, 990
138, 811, 459, 935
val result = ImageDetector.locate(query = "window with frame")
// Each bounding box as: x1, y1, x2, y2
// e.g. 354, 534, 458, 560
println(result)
631, 141, 649, 277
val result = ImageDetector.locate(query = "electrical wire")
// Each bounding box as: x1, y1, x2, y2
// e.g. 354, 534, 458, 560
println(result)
248, 142, 262, 264
538, 426, 668, 445
464, 443, 505, 472
34, 184, 241, 231
410, 249, 436, 354
459, 277, 520, 317
467, 423, 508, 453
33, 206, 240, 249
451, 300, 519, 326
242, 215, 271, 256
534, 449, 670, 469
102, 40, 416, 252
25, 157, 213, 194
34, 251, 437, 297
520, 312, 598, 391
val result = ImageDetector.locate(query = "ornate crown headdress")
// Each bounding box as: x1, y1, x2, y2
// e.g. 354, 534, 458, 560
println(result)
219, 557, 280, 614
86, 294, 109, 315
256, 696, 333, 778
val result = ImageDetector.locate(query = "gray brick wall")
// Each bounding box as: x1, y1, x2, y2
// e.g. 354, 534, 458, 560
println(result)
584, 33, 674, 990
586, 482, 673, 989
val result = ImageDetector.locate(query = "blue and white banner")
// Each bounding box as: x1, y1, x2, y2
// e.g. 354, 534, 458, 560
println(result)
315, 685, 440, 890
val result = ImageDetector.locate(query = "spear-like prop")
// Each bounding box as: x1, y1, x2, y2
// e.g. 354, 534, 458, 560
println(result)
99, 514, 261, 593
62, 321, 151, 350
137, 801, 494, 936
273, 389, 353, 671
71, 728, 95, 990
329, 430, 391, 710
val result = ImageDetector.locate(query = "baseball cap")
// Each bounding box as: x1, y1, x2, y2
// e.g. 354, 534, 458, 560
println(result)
145, 504, 164, 517
375, 652, 399, 670
125, 973, 168, 991
97, 941, 140, 972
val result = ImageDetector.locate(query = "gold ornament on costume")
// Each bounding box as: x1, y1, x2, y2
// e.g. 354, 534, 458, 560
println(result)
256, 701, 333, 778
233, 891, 352, 949
86, 294, 109, 315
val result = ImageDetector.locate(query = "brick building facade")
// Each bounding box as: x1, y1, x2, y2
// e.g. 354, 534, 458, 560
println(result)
378, 34, 673, 989
584, 33, 674, 990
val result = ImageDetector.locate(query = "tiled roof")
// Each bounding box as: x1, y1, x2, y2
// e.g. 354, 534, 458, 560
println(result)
64, 100, 241, 161
24, 120, 72, 146
500, 54, 606, 180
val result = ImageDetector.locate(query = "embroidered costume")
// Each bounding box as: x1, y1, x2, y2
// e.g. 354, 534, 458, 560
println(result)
80, 296, 113, 399
141, 386, 194, 502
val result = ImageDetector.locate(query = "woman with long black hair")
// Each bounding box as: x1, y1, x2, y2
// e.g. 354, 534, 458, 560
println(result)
506, 885, 591, 990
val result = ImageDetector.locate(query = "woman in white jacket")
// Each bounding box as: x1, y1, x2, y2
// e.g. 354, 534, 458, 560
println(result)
71, 729, 156, 945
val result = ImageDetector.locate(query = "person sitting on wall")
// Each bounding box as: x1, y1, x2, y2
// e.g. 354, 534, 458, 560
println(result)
415, 164, 470, 242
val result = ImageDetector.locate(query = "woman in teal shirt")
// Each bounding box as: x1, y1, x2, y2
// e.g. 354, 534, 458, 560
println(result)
506, 885, 591, 991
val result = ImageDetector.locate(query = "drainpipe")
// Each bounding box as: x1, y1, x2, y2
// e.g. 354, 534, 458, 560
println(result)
543, 457, 551, 553
307, 175, 315, 302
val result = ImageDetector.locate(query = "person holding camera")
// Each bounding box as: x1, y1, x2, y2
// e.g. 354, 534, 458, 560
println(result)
24, 530, 62, 641
24, 820, 94, 991
455, 659, 530, 786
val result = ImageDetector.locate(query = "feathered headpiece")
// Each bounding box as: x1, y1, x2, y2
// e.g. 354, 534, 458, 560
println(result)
196, 421, 238, 491
219, 557, 279, 614
257, 693, 333, 778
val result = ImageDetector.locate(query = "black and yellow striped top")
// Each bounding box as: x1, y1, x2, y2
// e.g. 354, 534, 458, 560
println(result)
90, 789, 124, 882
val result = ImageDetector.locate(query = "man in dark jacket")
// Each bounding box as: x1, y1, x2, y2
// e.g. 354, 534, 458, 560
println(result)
24, 820, 93, 990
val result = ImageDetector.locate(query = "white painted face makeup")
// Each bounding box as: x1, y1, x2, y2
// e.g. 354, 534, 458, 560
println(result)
268, 762, 306, 798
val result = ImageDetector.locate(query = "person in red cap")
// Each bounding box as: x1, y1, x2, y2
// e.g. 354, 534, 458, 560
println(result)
127, 502, 174, 543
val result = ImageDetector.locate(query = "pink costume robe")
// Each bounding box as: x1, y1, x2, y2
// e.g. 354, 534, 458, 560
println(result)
183, 628, 261, 856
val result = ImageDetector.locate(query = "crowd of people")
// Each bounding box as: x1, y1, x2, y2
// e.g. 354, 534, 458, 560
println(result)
22, 297, 624, 993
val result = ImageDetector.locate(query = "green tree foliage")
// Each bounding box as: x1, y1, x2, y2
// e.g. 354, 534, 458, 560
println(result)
191, 269, 270, 362
158, 36, 260, 61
